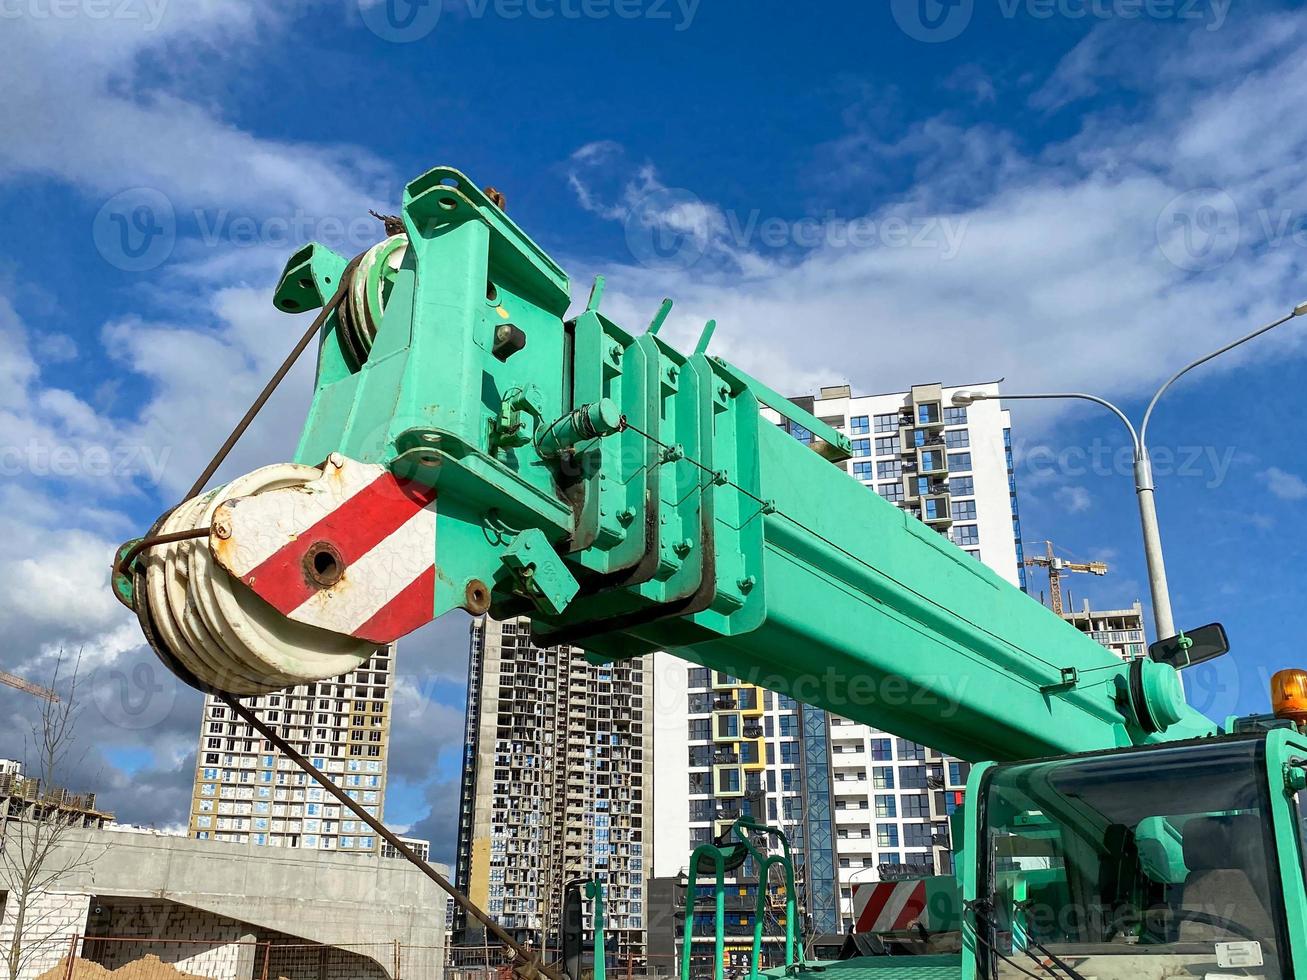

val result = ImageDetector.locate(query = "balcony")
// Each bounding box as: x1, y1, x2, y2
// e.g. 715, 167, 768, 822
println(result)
921, 494, 953, 528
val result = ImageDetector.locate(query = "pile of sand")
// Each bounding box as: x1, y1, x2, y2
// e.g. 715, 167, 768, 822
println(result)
37, 954, 214, 980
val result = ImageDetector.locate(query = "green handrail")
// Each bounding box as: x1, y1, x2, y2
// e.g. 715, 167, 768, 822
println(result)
587, 880, 607, 980
680, 817, 800, 980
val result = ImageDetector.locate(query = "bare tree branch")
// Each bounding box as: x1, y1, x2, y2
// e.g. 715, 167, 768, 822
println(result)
1, 651, 98, 980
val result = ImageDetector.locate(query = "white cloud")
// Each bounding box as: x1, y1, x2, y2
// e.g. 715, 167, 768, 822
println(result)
0, 0, 419, 828
1262, 466, 1307, 501
1054, 485, 1093, 514
562, 15, 1307, 417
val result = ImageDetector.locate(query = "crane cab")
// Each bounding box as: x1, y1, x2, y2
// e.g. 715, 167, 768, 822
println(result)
962, 729, 1307, 980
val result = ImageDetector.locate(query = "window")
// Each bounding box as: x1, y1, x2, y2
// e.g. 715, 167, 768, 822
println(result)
920, 449, 944, 472
900, 765, 927, 789
904, 823, 932, 848
850, 415, 869, 434
688, 667, 709, 687
874, 413, 898, 433
875, 795, 897, 818
879, 482, 904, 502
872, 767, 895, 790
901, 794, 930, 818
716, 768, 741, 793
953, 525, 979, 547
852, 461, 873, 480
897, 739, 925, 760
874, 436, 899, 456
981, 739, 1289, 977
877, 824, 900, 848
947, 452, 972, 472
943, 429, 970, 449
951, 500, 977, 521
851, 438, 871, 458
949, 475, 974, 496
948, 761, 970, 785
779, 715, 797, 737
923, 498, 946, 521
717, 715, 739, 738
789, 423, 813, 444
780, 742, 801, 764
943, 406, 967, 425
871, 739, 893, 761
877, 460, 902, 480
918, 403, 941, 424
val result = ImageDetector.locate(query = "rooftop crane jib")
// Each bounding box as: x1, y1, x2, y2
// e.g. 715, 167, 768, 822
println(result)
114, 166, 1213, 768
1023, 539, 1108, 617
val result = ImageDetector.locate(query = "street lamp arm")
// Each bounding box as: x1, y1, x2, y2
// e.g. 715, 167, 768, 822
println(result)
979, 391, 1141, 455
1140, 306, 1303, 447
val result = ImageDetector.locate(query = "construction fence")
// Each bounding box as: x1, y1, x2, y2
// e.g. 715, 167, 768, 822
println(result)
21, 937, 709, 980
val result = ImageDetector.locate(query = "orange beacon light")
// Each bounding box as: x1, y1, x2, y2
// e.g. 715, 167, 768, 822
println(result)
1271, 669, 1307, 726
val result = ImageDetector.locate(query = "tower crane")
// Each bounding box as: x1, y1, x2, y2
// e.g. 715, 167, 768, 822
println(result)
0, 669, 58, 702
1024, 539, 1108, 616
112, 168, 1307, 980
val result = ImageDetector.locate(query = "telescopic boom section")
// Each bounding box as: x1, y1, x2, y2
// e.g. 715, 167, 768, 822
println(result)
121, 166, 1215, 764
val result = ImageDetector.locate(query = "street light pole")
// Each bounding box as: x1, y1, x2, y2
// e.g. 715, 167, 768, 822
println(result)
954, 302, 1307, 642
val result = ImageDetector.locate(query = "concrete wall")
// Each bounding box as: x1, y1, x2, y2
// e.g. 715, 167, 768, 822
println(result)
79, 828, 446, 950
0, 826, 448, 980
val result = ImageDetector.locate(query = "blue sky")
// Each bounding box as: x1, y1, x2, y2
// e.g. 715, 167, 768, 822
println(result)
1, 0, 1305, 863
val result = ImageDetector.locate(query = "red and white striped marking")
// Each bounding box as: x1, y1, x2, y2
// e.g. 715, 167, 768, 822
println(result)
211, 455, 438, 644
853, 880, 927, 934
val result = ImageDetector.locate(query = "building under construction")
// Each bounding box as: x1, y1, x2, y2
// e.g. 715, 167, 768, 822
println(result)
1062, 599, 1148, 660
0, 762, 114, 830
454, 618, 651, 967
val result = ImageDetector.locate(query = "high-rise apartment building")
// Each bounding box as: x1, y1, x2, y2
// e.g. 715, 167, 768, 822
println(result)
454, 617, 651, 966
187, 648, 393, 852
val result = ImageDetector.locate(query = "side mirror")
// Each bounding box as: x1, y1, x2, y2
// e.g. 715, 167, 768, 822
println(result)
1149, 623, 1229, 670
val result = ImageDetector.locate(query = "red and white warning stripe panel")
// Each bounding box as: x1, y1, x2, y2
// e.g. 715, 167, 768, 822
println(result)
212, 454, 438, 644
853, 880, 928, 934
